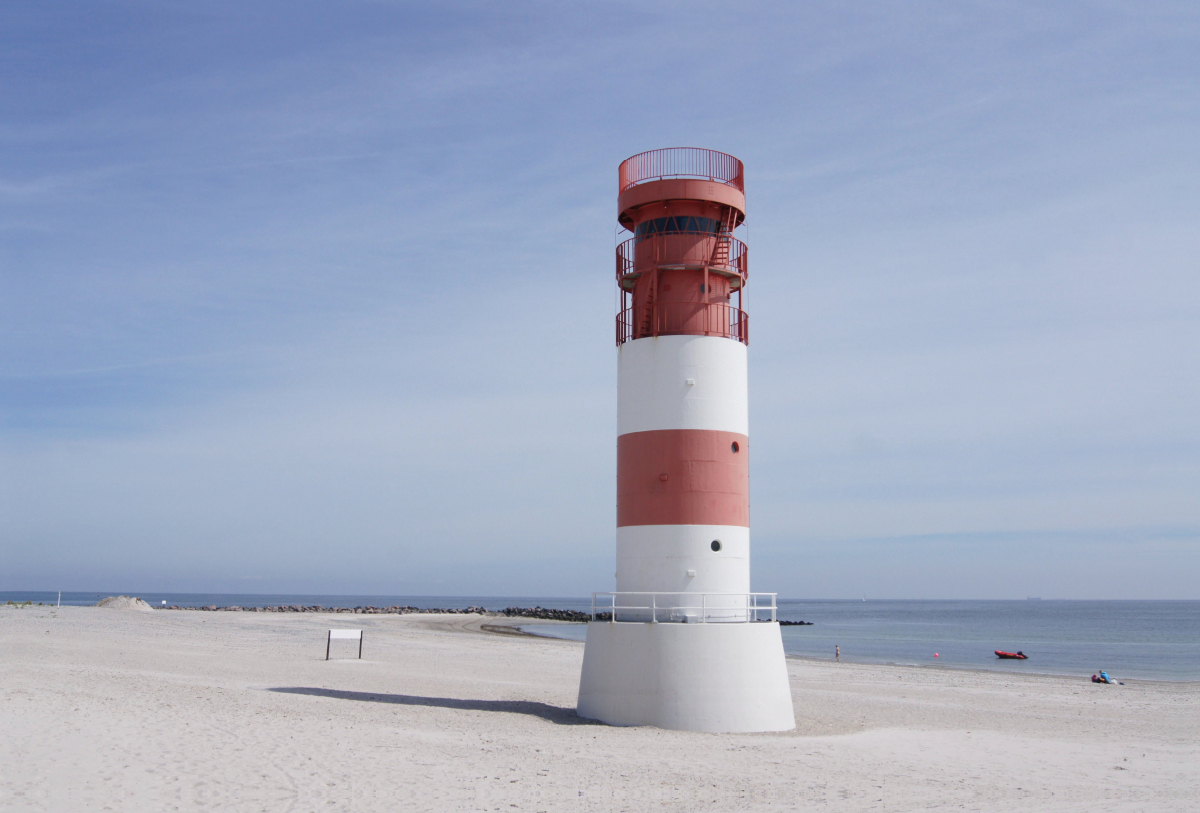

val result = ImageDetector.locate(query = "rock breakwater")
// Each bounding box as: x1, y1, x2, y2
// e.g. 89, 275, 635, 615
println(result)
162, 604, 597, 621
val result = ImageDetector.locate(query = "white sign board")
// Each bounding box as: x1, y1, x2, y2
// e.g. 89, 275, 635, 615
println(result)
326, 629, 364, 659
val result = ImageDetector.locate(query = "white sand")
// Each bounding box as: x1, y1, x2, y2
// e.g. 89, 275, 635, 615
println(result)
2, 606, 1196, 811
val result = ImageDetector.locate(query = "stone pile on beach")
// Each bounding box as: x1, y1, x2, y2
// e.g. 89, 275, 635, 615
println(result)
500, 606, 593, 622
159, 604, 594, 621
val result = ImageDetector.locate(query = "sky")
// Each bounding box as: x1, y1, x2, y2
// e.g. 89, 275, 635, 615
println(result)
2, 1, 1198, 599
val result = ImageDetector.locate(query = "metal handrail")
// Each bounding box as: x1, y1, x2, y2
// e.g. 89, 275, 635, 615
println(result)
616, 234, 748, 285
590, 592, 777, 623
616, 302, 748, 346
619, 148, 745, 193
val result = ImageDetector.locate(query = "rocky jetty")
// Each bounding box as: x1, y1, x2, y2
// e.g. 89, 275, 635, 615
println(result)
158, 604, 788, 624
500, 606, 593, 622
161, 604, 598, 621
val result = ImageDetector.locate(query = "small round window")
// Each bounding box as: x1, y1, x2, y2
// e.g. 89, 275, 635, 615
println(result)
711, 540, 722, 552
731, 441, 740, 453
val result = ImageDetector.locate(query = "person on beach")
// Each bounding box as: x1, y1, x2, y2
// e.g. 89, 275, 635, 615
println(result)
836, 645, 840, 662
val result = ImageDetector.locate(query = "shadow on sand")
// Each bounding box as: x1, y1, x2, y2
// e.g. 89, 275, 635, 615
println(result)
266, 687, 601, 726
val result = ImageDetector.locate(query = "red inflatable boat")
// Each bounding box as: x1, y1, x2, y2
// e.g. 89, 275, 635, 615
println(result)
995, 650, 1027, 659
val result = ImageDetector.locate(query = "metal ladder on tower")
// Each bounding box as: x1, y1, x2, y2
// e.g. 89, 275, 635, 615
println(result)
708, 209, 736, 269
639, 269, 658, 337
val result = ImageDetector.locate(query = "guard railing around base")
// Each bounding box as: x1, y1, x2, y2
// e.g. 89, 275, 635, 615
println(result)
590, 592, 777, 623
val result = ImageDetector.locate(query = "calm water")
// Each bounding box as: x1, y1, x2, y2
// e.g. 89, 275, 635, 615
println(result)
775, 599, 1199, 681
5, 592, 1196, 681
527, 599, 1200, 682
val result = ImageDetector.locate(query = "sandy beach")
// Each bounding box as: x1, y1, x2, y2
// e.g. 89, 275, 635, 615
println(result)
2, 605, 1197, 812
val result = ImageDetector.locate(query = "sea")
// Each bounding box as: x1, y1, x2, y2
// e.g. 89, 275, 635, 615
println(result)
5, 592, 1197, 682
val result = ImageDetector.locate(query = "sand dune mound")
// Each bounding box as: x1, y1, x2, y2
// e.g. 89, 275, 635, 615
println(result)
95, 595, 155, 612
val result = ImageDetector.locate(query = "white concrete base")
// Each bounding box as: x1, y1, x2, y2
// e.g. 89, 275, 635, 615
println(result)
576, 621, 795, 733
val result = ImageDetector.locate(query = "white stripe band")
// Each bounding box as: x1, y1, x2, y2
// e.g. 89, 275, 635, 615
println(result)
616, 524, 750, 595
618, 335, 748, 436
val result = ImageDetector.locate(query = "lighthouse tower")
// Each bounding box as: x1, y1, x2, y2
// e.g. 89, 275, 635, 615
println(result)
576, 148, 795, 732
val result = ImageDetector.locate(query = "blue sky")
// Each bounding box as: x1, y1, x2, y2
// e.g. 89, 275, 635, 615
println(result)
2, 1, 1198, 598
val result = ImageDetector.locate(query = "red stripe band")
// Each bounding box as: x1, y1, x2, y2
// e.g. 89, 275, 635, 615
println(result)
617, 429, 749, 528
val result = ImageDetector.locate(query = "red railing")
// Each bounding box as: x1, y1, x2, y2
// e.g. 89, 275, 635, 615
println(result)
616, 234, 747, 285
617, 302, 749, 346
619, 148, 744, 193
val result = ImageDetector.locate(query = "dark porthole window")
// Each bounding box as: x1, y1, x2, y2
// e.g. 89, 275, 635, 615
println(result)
731, 441, 740, 453
711, 540, 722, 552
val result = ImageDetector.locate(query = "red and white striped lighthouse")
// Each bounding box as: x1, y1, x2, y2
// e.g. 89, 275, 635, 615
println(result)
577, 148, 794, 732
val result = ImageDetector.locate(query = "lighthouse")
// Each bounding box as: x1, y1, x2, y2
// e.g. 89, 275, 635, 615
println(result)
576, 148, 795, 732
